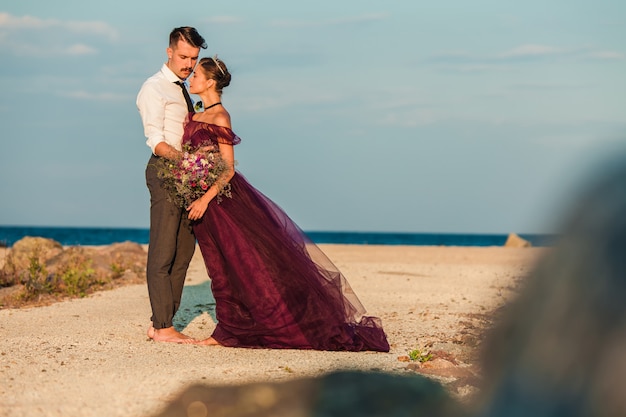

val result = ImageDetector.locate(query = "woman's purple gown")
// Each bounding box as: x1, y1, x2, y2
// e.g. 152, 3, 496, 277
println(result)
182, 117, 390, 352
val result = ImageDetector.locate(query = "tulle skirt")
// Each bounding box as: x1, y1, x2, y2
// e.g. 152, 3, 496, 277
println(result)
192, 172, 390, 352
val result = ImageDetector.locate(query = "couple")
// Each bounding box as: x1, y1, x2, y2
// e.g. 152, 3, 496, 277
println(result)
136, 27, 389, 352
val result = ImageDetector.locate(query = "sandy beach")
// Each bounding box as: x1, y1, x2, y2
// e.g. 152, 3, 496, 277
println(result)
0, 244, 546, 417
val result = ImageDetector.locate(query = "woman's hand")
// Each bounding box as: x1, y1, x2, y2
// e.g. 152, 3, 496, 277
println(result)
186, 197, 210, 221
199, 145, 217, 153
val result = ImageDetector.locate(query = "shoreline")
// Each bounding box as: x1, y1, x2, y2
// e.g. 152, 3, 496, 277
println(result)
0, 225, 556, 248
0, 244, 546, 417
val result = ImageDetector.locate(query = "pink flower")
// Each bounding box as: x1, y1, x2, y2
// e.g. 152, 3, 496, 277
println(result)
156, 144, 230, 208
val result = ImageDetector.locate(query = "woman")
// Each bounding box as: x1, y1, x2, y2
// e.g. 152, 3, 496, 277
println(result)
183, 56, 389, 351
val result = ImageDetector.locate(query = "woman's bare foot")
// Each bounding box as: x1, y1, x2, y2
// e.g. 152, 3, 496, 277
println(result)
195, 337, 221, 346
147, 326, 196, 344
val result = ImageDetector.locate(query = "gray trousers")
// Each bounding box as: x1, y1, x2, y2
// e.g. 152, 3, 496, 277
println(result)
145, 155, 196, 329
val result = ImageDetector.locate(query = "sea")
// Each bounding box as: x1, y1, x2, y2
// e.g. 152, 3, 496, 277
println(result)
0, 225, 556, 248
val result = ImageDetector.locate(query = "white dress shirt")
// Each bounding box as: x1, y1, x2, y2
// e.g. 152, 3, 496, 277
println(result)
136, 64, 190, 155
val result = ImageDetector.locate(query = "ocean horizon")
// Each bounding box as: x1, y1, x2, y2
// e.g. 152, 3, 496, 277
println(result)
0, 225, 556, 248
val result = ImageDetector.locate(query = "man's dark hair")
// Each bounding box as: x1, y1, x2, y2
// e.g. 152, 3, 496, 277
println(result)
169, 27, 207, 49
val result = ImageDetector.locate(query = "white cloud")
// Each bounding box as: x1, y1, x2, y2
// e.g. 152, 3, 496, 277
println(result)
66, 44, 97, 55
0, 12, 118, 40
500, 44, 562, 58
379, 108, 438, 127
498, 44, 625, 63
429, 50, 513, 72
0, 40, 99, 56
432, 43, 623, 72
588, 50, 625, 60
203, 16, 243, 24
61, 90, 130, 101
508, 82, 584, 91
432, 50, 472, 60
241, 91, 341, 112
0, 12, 118, 56
271, 13, 389, 28
444, 64, 513, 73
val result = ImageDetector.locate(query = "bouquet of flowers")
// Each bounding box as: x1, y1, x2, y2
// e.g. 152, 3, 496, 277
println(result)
156, 144, 231, 208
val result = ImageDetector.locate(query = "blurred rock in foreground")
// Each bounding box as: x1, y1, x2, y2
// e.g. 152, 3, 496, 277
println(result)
476, 153, 626, 417
154, 370, 464, 417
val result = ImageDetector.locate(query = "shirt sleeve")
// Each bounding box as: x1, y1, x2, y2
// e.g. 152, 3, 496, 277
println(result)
137, 80, 167, 155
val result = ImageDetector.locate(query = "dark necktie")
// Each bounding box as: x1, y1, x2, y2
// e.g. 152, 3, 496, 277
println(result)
175, 81, 194, 112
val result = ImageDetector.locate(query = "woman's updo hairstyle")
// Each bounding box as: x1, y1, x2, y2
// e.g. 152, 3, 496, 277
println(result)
198, 56, 231, 95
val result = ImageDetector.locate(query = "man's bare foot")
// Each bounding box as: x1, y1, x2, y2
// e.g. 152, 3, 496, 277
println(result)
195, 337, 221, 346
147, 326, 196, 344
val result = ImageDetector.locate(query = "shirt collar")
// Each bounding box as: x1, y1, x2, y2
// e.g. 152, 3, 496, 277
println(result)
160, 63, 184, 84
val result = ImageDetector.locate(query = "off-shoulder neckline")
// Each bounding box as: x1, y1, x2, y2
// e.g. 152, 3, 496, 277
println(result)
189, 115, 232, 131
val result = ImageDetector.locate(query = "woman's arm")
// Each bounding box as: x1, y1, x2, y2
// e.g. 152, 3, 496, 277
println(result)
186, 141, 235, 220
186, 110, 236, 220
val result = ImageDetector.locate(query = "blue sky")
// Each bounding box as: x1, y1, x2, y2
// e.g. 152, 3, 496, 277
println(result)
1, 1, 625, 234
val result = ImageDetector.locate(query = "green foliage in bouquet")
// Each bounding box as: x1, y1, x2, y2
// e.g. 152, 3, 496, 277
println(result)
155, 145, 231, 207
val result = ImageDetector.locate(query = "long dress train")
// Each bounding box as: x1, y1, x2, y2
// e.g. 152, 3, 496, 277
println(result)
182, 116, 390, 352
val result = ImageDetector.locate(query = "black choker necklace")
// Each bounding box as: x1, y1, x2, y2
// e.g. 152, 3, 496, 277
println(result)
204, 102, 222, 110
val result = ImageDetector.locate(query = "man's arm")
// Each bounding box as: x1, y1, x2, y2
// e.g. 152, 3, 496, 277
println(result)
137, 82, 178, 158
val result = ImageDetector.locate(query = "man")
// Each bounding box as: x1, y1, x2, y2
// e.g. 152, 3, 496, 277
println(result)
137, 27, 207, 343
